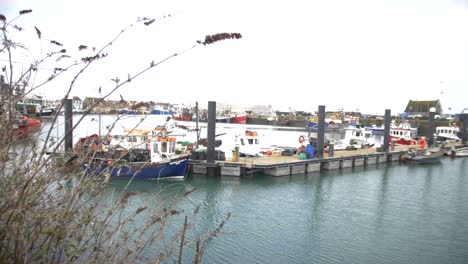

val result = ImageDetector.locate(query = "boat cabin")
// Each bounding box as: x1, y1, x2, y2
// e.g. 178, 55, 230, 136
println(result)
235, 130, 264, 156
334, 126, 375, 150
435, 126, 460, 141
389, 122, 418, 140
148, 137, 177, 162
110, 130, 150, 150
344, 127, 373, 143
109, 131, 178, 162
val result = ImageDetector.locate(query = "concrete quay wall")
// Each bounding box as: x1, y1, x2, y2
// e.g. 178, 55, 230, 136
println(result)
189, 150, 407, 177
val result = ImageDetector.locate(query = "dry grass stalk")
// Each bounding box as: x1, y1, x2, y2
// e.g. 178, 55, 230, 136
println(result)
1, 10, 237, 263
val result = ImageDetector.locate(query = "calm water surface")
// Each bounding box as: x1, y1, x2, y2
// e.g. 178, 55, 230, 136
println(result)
109, 158, 468, 264
39, 115, 468, 263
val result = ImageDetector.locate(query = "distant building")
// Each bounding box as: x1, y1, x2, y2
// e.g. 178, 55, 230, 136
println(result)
403, 100, 442, 118
82, 97, 100, 111
72, 96, 83, 111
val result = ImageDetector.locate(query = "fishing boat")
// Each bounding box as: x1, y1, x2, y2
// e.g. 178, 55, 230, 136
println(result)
435, 125, 461, 142
24, 116, 41, 126
229, 105, 248, 124
37, 104, 58, 117
216, 115, 231, 123
306, 115, 345, 133
389, 121, 418, 145
14, 114, 41, 138
329, 126, 375, 151
81, 132, 190, 179
234, 130, 268, 157
400, 144, 445, 164
369, 124, 385, 135
230, 113, 247, 124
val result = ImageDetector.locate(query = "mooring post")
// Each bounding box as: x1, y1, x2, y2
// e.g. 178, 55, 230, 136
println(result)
328, 143, 334, 157
206, 101, 216, 176
317, 105, 325, 158
195, 101, 199, 149
383, 109, 391, 152
428, 107, 436, 146
461, 112, 468, 145
64, 98, 73, 152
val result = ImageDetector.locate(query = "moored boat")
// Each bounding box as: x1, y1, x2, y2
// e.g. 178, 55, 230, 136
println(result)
389, 121, 418, 146
234, 129, 268, 157
229, 106, 248, 124
24, 116, 41, 126
118, 108, 138, 115
230, 114, 247, 124
328, 126, 375, 151
435, 125, 461, 142
447, 146, 468, 157
80, 132, 190, 179
38, 106, 57, 117
400, 144, 445, 164
369, 124, 385, 135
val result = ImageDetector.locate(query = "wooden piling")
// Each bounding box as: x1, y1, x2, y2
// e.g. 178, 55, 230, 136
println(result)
461, 113, 468, 145
383, 109, 391, 153
206, 101, 216, 164
317, 105, 325, 158
428, 110, 435, 146
64, 99, 73, 152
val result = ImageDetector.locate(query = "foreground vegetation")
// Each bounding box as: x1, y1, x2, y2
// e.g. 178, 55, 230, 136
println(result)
1, 10, 239, 263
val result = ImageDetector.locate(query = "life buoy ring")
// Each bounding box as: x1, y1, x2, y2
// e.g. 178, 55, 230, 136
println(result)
298, 135, 305, 144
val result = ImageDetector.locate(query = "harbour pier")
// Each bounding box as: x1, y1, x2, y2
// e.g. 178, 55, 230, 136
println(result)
188, 145, 417, 177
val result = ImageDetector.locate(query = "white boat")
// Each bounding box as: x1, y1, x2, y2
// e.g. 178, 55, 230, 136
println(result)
234, 130, 268, 157
447, 146, 468, 157
435, 125, 460, 142
330, 126, 375, 151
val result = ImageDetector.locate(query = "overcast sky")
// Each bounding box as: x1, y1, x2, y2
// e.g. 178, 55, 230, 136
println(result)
2, 0, 468, 114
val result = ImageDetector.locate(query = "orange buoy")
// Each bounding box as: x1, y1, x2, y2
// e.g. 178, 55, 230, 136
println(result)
418, 137, 427, 149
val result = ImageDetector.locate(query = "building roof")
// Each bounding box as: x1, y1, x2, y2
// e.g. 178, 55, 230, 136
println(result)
404, 99, 442, 114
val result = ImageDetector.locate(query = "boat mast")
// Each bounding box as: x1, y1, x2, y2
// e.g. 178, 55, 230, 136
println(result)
98, 86, 102, 137
108, 77, 120, 137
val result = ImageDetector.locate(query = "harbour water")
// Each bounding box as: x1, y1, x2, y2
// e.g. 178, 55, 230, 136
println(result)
106, 157, 468, 264
38, 115, 468, 263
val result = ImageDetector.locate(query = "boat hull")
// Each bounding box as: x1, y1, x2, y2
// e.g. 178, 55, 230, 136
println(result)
370, 128, 384, 135
83, 156, 189, 179
174, 116, 192, 121
400, 148, 445, 164
390, 136, 417, 146
448, 147, 468, 157
231, 115, 247, 124
216, 117, 231, 123
401, 155, 443, 164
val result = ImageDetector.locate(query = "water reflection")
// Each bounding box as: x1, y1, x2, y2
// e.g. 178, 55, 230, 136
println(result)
375, 164, 390, 229
79, 157, 468, 264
